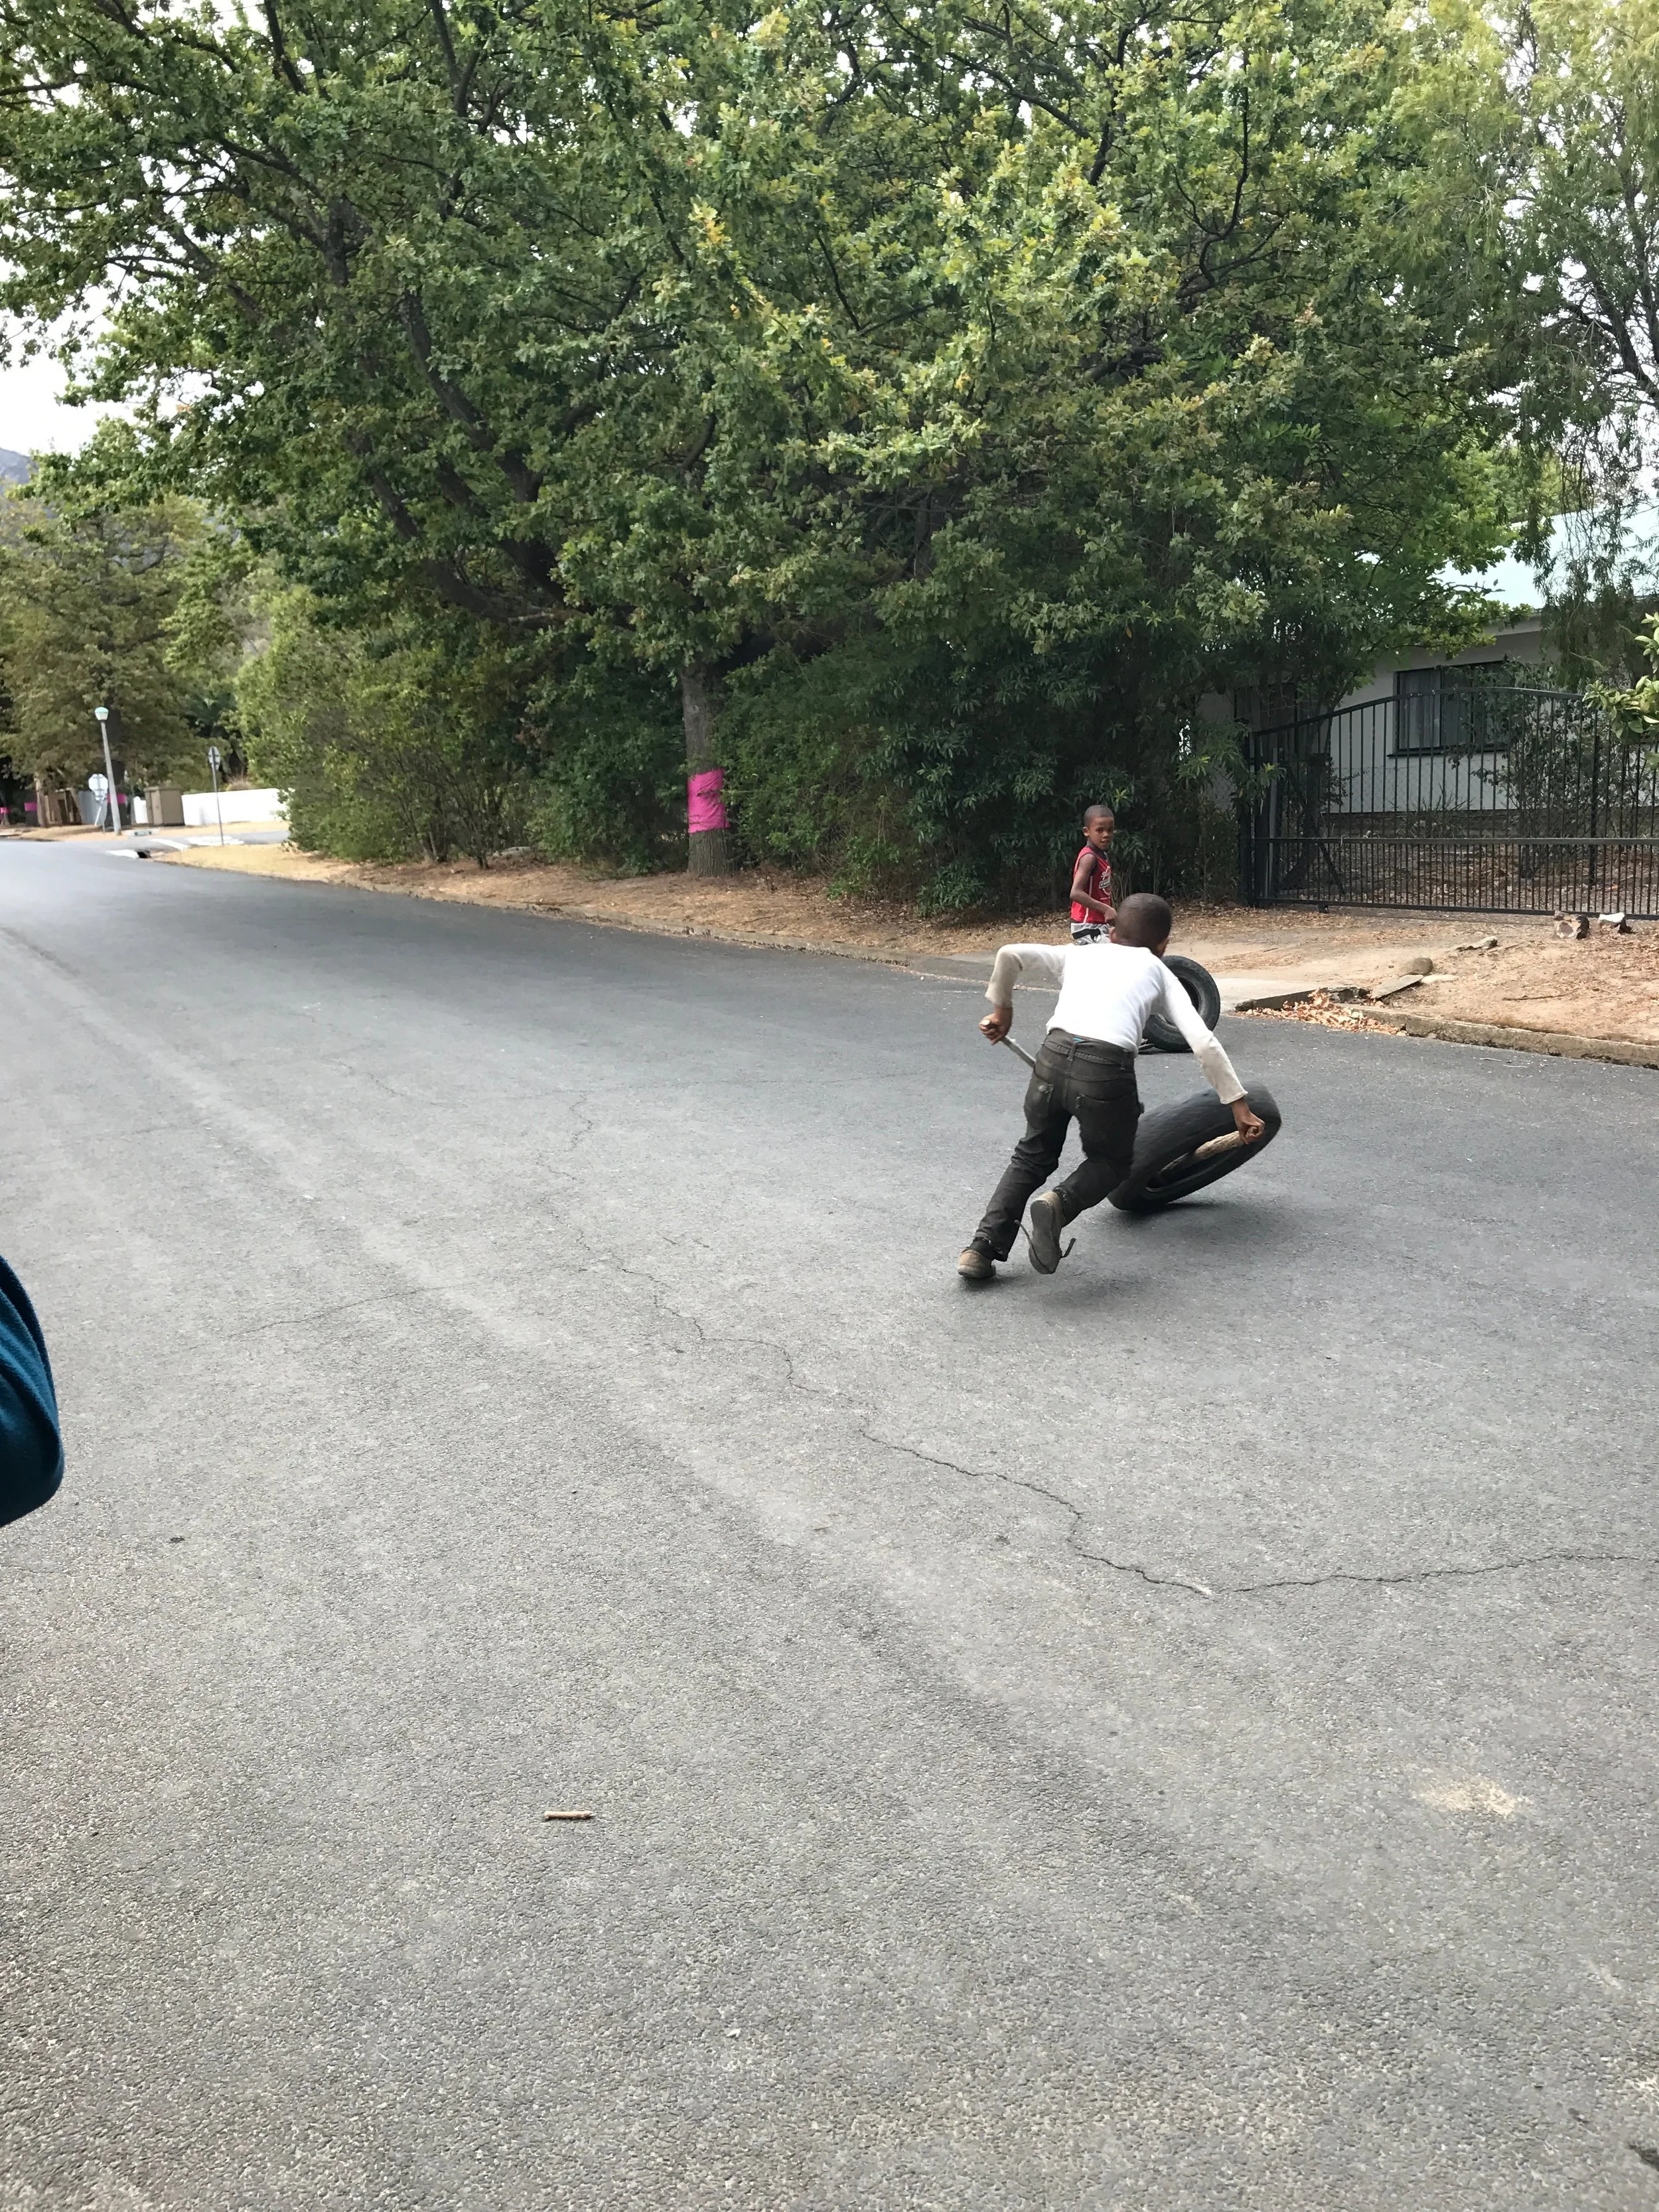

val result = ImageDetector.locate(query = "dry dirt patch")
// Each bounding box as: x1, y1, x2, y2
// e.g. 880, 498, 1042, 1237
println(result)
155, 842, 359, 884
1403, 930, 1659, 1043
1232, 931, 1659, 1045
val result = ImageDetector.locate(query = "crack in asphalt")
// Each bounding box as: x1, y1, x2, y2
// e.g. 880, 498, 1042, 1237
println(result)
854, 1428, 1222, 1595
563, 1218, 838, 1409
565, 1092, 595, 1153
546, 1217, 1659, 1605
221, 1286, 435, 1341
847, 1428, 1659, 1602
1223, 1550, 1659, 1595
317, 1056, 411, 1104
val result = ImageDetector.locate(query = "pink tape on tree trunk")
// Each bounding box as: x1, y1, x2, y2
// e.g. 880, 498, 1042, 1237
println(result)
687, 767, 729, 834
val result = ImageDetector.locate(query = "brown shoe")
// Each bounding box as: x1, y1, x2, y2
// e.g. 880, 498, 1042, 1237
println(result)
1026, 1191, 1068, 1274
957, 1246, 995, 1282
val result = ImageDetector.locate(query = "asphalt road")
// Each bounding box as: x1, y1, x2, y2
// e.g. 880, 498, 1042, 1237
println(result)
3, 842, 1658, 2212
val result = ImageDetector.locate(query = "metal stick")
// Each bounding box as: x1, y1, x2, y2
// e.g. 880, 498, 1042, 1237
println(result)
1000, 1035, 1037, 1070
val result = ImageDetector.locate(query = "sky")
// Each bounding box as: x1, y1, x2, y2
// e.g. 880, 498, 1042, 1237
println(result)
0, 330, 115, 459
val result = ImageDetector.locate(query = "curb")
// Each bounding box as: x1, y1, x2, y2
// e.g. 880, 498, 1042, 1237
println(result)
156, 851, 1001, 976
1375, 1009, 1659, 1070
143, 853, 1659, 1065
1238, 983, 1659, 1070
524, 904, 987, 976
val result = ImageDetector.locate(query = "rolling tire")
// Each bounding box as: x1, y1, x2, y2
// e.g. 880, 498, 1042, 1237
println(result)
1142, 954, 1223, 1053
1108, 1083, 1282, 1213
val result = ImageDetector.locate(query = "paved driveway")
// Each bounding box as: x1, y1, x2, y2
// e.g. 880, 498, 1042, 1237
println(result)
3, 842, 1656, 2210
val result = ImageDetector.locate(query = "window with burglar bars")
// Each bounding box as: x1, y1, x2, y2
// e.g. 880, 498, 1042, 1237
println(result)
1393, 662, 1550, 754
1240, 683, 1659, 915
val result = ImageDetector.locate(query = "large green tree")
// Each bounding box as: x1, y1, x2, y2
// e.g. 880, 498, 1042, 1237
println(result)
1477, 0, 1659, 453
0, 0, 1516, 901
1425, 0, 1659, 676
0, 466, 239, 796
646, 0, 1516, 896
0, 0, 903, 865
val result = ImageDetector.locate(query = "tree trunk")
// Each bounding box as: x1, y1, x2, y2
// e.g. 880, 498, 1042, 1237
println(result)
681, 662, 729, 877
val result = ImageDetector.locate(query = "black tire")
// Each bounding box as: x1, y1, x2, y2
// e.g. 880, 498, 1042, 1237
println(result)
1108, 1083, 1282, 1213
1141, 954, 1223, 1054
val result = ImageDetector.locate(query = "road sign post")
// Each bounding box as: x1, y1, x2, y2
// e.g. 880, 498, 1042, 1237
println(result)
207, 744, 225, 846
93, 707, 119, 834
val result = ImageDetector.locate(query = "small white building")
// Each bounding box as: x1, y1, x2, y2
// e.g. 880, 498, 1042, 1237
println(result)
1229, 511, 1659, 816
1224, 512, 1659, 911
131, 786, 287, 828
1315, 524, 1560, 800
180, 786, 287, 828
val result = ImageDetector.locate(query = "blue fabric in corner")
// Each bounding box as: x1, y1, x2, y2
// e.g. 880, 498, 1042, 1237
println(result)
0, 1254, 62, 1526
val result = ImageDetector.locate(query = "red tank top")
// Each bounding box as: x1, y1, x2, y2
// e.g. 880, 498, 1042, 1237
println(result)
1070, 846, 1113, 924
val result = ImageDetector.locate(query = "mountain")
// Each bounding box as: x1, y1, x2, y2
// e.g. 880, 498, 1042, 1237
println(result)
0, 448, 33, 483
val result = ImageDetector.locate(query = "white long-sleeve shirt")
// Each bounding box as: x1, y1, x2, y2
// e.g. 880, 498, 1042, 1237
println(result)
987, 940, 1246, 1104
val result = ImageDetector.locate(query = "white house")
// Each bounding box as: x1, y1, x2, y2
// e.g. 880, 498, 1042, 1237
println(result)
1223, 512, 1659, 910
1223, 510, 1659, 813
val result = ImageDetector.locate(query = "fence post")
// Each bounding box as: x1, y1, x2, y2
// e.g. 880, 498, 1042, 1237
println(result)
1238, 756, 1258, 906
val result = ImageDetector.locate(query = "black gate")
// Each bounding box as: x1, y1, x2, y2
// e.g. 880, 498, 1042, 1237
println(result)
1240, 686, 1659, 915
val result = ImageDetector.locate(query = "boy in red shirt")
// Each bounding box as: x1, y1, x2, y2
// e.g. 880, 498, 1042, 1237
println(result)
1070, 806, 1116, 942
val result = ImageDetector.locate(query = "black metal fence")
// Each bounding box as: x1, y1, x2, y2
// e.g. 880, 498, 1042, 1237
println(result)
1240, 686, 1659, 915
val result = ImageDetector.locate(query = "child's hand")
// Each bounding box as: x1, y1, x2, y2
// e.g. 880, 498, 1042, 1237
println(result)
1231, 1100, 1266, 1143
979, 1007, 1012, 1044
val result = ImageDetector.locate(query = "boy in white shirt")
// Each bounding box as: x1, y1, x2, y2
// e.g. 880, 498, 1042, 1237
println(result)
959, 892, 1265, 1280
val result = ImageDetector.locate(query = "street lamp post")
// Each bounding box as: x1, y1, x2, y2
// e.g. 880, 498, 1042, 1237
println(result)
93, 707, 120, 835
207, 743, 225, 846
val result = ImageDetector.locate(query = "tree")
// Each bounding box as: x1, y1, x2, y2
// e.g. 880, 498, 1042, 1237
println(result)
1440, 0, 1659, 674
0, 0, 863, 867
1594, 611, 1659, 739
236, 588, 538, 865
1482, 0, 1659, 445
0, 0, 1518, 901
0, 463, 240, 797
238, 586, 689, 869
699, 0, 1520, 899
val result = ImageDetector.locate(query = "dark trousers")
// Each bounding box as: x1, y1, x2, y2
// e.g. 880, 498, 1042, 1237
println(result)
973, 1034, 1141, 1260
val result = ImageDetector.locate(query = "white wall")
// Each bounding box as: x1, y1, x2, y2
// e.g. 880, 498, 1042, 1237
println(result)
1324, 729, 1513, 815
1334, 616, 1546, 712
180, 788, 287, 826
1262, 615, 1551, 818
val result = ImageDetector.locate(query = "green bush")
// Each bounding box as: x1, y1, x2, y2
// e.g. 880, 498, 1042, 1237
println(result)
239, 591, 533, 865
524, 662, 685, 873
238, 587, 1243, 907
719, 628, 1226, 915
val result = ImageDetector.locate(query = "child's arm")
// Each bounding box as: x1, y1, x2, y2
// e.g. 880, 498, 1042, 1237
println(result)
1069, 850, 1114, 919
979, 943, 1065, 1041
1154, 972, 1265, 1140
